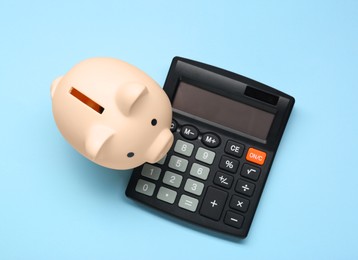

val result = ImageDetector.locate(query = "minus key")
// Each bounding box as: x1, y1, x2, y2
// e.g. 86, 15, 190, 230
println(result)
224, 211, 244, 229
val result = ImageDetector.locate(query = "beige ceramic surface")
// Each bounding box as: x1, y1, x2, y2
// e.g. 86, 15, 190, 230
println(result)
51, 57, 173, 170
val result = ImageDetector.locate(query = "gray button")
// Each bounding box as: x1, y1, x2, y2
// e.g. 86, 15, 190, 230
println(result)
163, 171, 183, 188
135, 179, 155, 196
184, 178, 204, 196
178, 194, 199, 212
156, 155, 167, 165
141, 164, 161, 180
190, 163, 210, 180
168, 155, 189, 172
174, 140, 194, 157
157, 187, 177, 204
195, 147, 216, 165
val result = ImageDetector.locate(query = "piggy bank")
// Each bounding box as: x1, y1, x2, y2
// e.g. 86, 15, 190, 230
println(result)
51, 57, 173, 170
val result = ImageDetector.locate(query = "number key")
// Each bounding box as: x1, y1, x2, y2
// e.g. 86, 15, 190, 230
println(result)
195, 147, 216, 165
163, 171, 183, 188
135, 179, 156, 196
190, 163, 210, 180
141, 163, 161, 180
174, 140, 194, 157
184, 178, 204, 196
168, 155, 189, 172
156, 155, 167, 165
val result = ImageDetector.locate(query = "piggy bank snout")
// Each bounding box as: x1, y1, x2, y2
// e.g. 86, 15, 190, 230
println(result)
146, 128, 174, 163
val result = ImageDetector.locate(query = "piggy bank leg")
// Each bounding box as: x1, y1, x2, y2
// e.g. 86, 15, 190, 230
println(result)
85, 125, 115, 160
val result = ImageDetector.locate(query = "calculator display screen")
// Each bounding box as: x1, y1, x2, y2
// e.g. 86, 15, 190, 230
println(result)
172, 82, 275, 140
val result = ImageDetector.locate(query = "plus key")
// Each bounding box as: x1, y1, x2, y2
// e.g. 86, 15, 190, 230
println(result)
200, 187, 228, 220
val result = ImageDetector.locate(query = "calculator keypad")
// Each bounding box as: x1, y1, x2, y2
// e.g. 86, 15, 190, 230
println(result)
163, 171, 183, 188
135, 179, 156, 196
127, 121, 268, 238
190, 163, 210, 180
224, 211, 244, 228
180, 125, 199, 140
168, 155, 188, 172
184, 178, 204, 196
213, 172, 234, 189
200, 187, 228, 220
240, 164, 261, 181
219, 156, 239, 173
235, 180, 255, 197
157, 187, 177, 204
230, 195, 250, 212
202, 133, 221, 148
195, 147, 216, 164
141, 164, 161, 180
174, 140, 194, 157
224, 140, 245, 158
178, 195, 199, 212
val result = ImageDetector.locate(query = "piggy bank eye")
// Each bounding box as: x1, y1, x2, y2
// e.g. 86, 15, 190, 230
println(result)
127, 152, 134, 158
151, 118, 157, 126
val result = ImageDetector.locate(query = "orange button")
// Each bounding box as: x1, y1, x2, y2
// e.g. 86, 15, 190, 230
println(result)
246, 148, 267, 165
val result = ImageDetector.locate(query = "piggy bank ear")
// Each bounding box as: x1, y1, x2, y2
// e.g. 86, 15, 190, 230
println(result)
50, 76, 63, 98
116, 83, 148, 116
85, 125, 115, 160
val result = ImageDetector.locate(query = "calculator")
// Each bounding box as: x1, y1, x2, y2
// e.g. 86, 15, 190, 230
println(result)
125, 57, 295, 238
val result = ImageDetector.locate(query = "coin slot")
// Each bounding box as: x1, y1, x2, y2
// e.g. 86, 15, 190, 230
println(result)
69, 87, 104, 114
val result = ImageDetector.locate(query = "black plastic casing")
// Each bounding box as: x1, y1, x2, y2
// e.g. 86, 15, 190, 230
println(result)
126, 57, 295, 238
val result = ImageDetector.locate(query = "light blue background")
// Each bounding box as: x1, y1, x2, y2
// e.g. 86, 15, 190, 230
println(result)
1, 0, 357, 259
